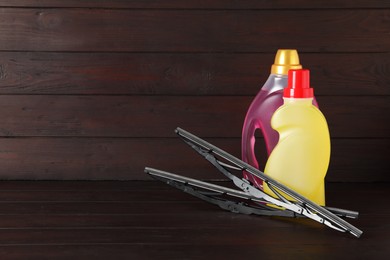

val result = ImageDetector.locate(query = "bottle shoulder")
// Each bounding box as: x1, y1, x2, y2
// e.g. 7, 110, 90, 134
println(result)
275, 105, 326, 118
261, 74, 288, 93
272, 103, 329, 129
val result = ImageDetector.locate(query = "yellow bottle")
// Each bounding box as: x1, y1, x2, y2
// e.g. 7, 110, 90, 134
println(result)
263, 69, 330, 206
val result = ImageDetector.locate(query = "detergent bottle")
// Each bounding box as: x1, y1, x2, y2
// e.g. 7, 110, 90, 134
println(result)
263, 69, 330, 206
242, 49, 304, 189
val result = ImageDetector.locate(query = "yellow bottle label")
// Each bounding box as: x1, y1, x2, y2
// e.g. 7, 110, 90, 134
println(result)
263, 98, 331, 206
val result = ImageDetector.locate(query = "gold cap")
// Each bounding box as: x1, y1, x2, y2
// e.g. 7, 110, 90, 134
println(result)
271, 49, 302, 75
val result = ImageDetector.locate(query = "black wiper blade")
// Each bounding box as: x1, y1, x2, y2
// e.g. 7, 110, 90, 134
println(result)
145, 167, 296, 217
175, 127, 363, 238
145, 167, 357, 219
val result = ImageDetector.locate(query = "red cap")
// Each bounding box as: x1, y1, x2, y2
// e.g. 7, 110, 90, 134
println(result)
283, 69, 314, 98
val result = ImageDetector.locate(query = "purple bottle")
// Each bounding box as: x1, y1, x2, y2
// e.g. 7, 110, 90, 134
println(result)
242, 49, 305, 189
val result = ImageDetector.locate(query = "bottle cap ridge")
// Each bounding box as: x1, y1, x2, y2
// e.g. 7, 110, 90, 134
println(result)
283, 69, 314, 98
271, 49, 302, 75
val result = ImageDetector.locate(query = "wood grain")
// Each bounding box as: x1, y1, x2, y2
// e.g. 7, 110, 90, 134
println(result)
0, 0, 389, 9
0, 181, 386, 259
0, 9, 389, 52
0, 137, 387, 181
0, 52, 389, 95
0, 1, 388, 182
0, 0, 388, 258
0, 95, 388, 138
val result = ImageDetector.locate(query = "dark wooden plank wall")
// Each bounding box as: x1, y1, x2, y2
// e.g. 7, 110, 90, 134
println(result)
0, 1, 389, 181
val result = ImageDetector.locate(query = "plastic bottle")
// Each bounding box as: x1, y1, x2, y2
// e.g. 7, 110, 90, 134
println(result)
241, 49, 303, 189
263, 69, 330, 206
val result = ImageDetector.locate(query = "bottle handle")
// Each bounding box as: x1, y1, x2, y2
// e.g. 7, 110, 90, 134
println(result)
242, 121, 263, 188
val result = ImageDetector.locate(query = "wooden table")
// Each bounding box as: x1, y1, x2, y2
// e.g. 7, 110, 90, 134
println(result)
0, 181, 388, 259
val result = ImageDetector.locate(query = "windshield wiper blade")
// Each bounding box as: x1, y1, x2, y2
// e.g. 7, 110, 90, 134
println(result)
145, 167, 296, 217
174, 127, 363, 238
145, 167, 358, 220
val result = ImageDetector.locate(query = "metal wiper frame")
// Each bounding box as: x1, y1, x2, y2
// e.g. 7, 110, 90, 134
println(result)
145, 167, 358, 219
146, 167, 297, 217
145, 127, 363, 238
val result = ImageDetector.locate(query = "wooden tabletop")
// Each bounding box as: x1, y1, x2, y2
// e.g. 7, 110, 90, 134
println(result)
0, 181, 387, 259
